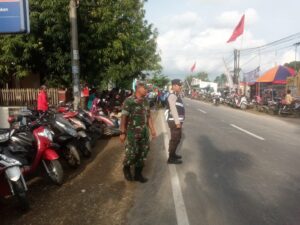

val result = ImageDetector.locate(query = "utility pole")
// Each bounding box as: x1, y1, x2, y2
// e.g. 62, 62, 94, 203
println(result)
294, 42, 300, 72
237, 49, 240, 93
70, 0, 80, 110
233, 49, 241, 94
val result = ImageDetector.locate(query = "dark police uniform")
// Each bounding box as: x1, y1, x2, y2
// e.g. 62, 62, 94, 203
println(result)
165, 79, 185, 164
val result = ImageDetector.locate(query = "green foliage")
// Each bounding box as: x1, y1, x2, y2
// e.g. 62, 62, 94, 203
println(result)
149, 74, 169, 88
183, 71, 210, 89
214, 74, 227, 87
0, 0, 161, 87
195, 71, 210, 81
284, 61, 300, 72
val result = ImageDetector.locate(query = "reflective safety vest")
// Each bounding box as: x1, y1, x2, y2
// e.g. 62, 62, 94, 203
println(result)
165, 93, 185, 122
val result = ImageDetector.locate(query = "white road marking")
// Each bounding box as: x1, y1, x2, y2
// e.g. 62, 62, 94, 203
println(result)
197, 109, 207, 114
160, 113, 190, 225
230, 124, 265, 141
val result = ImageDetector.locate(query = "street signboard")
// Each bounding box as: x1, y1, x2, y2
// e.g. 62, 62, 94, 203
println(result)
0, 0, 30, 34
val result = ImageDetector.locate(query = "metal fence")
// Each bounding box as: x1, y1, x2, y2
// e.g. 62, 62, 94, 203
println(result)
0, 88, 59, 107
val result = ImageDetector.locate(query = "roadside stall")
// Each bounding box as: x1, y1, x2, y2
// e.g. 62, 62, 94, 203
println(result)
255, 65, 295, 101
286, 72, 300, 97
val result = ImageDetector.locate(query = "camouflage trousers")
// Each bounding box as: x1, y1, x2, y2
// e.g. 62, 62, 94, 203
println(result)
123, 128, 150, 167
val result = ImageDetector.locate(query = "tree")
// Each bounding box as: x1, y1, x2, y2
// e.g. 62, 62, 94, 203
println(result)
149, 74, 169, 88
214, 74, 227, 88
183, 75, 194, 90
0, 0, 73, 87
195, 71, 210, 81
284, 61, 300, 72
71, 0, 161, 85
0, 0, 161, 88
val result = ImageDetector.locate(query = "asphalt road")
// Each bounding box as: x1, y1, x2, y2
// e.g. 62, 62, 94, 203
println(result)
128, 99, 300, 225
1, 101, 300, 225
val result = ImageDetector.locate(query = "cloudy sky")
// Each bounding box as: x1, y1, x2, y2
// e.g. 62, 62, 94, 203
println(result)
144, 0, 300, 80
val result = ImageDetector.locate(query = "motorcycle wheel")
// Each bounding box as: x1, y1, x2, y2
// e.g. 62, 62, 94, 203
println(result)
81, 140, 92, 158
12, 179, 29, 210
240, 103, 247, 110
44, 159, 64, 185
278, 108, 287, 117
66, 144, 81, 168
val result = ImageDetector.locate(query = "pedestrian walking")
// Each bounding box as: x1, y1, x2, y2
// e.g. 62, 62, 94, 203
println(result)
119, 81, 156, 183
165, 79, 185, 164
37, 85, 49, 113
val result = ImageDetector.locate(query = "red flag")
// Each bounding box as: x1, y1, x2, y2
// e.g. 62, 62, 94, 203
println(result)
227, 14, 245, 43
190, 62, 196, 72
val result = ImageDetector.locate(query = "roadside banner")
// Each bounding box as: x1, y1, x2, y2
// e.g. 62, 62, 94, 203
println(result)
0, 0, 30, 34
243, 66, 260, 85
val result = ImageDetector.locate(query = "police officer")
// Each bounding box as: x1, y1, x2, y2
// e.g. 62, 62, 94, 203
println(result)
120, 81, 156, 183
166, 79, 185, 164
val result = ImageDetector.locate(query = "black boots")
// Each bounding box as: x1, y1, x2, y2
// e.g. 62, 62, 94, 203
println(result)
167, 154, 182, 164
174, 154, 182, 159
123, 165, 148, 183
134, 166, 148, 183
123, 165, 133, 181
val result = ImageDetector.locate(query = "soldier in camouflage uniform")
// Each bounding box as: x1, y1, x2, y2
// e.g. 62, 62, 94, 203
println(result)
120, 82, 156, 183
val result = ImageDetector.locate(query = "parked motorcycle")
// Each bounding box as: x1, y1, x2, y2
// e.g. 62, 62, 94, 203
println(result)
9, 119, 64, 185
57, 105, 102, 147
44, 113, 81, 168
234, 95, 249, 110
83, 108, 120, 137
212, 96, 220, 106
278, 99, 300, 117
0, 130, 28, 210
11, 110, 81, 168
60, 111, 92, 157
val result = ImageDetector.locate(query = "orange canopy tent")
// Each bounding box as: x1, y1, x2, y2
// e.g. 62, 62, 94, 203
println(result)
256, 65, 295, 84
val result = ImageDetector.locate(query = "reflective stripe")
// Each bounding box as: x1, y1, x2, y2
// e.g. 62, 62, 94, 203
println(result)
164, 110, 169, 121
175, 102, 184, 107
168, 117, 184, 121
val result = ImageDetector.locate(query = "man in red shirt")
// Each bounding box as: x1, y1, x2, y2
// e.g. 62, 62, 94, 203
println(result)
37, 85, 49, 112
81, 83, 89, 109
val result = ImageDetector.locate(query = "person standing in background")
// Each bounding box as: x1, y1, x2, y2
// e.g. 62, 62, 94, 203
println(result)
37, 85, 49, 113
166, 79, 185, 164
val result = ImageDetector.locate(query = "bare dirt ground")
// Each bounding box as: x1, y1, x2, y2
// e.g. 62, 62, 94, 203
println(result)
1, 110, 161, 225
0, 136, 137, 225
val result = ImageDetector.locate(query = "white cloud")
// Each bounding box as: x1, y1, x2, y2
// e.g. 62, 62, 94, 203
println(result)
159, 11, 203, 33
216, 8, 259, 27
280, 49, 296, 64
157, 10, 265, 79
170, 12, 203, 29
187, 0, 241, 4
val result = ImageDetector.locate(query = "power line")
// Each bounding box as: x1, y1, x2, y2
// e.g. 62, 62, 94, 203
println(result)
240, 32, 300, 56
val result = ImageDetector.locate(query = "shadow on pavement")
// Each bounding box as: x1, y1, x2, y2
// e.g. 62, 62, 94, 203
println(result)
0, 137, 112, 224
183, 135, 300, 225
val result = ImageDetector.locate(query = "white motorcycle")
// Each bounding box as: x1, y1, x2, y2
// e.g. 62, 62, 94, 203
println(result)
234, 96, 249, 110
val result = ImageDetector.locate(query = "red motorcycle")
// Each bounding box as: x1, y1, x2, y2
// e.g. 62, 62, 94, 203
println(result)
84, 108, 120, 136
9, 119, 64, 185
